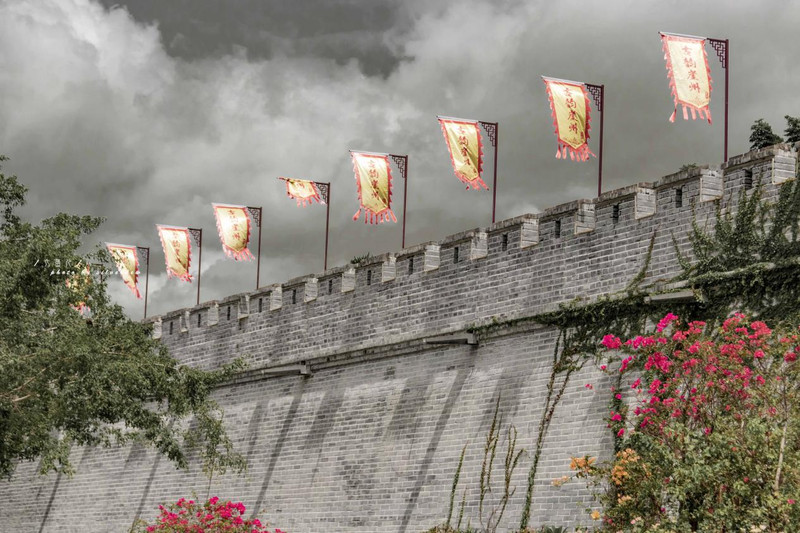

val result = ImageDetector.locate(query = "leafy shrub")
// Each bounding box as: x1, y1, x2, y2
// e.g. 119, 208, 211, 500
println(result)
131, 496, 285, 533
562, 314, 800, 531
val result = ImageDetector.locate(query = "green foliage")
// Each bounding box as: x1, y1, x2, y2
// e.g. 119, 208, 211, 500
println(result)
478, 397, 523, 533
564, 316, 800, 531
429, 397, 523, 533
784, 114, 800, 144
749, 118, 784, 150
446, 444, 467, 528
680, 177, 800, 326
679, 163, 698, 172
0, 157, 245, 479
349, 252, 372, 265
424, 526, 478, 533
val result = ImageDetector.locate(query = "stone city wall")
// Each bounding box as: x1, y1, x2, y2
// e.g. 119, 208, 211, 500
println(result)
1, 145, 796, 532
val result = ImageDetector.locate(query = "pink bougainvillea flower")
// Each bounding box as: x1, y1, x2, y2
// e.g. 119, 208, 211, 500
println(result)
656, 313, 679, 332
602, 334, 623, 349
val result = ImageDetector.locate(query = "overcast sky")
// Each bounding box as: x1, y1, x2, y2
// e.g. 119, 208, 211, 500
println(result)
1, 0, 798, 317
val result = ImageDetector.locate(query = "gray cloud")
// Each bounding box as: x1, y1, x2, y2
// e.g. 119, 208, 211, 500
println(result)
1, 0, 799, 317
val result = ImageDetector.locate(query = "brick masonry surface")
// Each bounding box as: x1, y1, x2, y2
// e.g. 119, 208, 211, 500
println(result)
1, 145, 797, 533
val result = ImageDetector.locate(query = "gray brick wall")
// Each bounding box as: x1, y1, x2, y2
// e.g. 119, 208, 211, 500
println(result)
0, 144, 797, 533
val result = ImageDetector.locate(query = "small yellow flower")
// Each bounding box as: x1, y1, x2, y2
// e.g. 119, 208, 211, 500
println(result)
591, 510, 601, 520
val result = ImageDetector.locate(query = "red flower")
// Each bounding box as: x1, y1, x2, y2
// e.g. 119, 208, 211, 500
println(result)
601, 335, 622, 349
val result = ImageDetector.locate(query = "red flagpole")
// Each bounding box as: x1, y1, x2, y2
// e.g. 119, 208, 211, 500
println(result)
137, 246, 150, 319
585, 83, 605, 197
188, 228, 202, 305
390, 154, 409, 248
316, 182, 331, 271
708, 37, 729, 162
479, 121, 499, 223
247, 207, 263, 289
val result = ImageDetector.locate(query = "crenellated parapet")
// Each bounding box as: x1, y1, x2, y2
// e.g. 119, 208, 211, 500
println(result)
149, 144, 798, 372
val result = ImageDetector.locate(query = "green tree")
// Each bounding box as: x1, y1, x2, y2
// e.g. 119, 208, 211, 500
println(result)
785, 114, 800, 144
0, 156, 244, 479
749, 118, 784, 150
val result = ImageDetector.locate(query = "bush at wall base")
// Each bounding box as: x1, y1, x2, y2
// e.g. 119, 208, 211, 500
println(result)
562, 314, 800, 532
130, 496, 285, 533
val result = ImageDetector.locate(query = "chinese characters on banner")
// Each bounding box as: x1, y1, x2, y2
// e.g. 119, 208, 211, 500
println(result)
542, 78, 596, 161
279, 177, 324, 206
660, 33, 712, 123
438, 118, 487, 190
211, 204, 254, 261
106, 243, 141, 298
156, 225, 193, 281
350, 152, 397, 224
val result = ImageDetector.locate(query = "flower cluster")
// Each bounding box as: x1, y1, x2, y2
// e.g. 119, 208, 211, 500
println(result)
134, 496, 285, 533
565, 314, 800, 531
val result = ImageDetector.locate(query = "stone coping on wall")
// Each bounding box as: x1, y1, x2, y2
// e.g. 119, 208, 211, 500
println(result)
146, 144, 797, 331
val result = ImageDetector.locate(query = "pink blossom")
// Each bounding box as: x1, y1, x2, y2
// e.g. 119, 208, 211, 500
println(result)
601, 334, 622, 349
656, 313, 679, 332
617, 428, 625, 437
620, 356, 634, 372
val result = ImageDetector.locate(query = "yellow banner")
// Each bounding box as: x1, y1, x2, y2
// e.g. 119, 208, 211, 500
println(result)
106, 243, 140, 298
280, 177, 322, 206
350, 152, 396, 224
156, 225, 192, 282
660, 33, 712, 123
438, 118, 487, 189
543, 78, 595, 161
66, 264, 91, 314
212, 204, 254, 261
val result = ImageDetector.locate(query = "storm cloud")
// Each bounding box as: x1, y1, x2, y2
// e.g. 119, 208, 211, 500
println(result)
1, 0, 798, 316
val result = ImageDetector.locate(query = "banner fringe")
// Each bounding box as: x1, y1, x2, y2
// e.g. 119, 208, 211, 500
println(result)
543, 78, 596, 163
660, 33, 713, 125
351, 153, 397, 225
157, 225, 193, 283
213, 204, 254, 262
438, 118, 488, 190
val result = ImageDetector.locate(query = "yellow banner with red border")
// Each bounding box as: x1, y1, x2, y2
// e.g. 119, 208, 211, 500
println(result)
106, 243, 141, 298
212, 204, 254, 261
279, 177, 324, 206
438, 117, 487, 189
542, 77, 595, 161
156, 224, 193, 282
350, 151, 396, 224
660, 32, 713, 123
